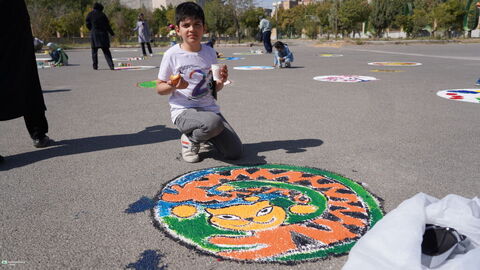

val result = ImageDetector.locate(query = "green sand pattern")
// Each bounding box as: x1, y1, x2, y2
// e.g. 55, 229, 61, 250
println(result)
137, 80, 157, 88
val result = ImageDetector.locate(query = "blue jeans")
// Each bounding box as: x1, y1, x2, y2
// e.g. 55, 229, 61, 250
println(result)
174, 109, 242, 160
262, 31, 272, 53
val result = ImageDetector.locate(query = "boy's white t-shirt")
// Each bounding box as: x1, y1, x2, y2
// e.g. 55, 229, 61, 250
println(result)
158, 44, 219, 123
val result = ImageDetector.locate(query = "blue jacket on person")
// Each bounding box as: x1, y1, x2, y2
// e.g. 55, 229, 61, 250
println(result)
274, 44, 294, 66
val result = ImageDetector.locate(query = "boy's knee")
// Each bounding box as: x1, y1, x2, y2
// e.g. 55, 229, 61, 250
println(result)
203, 115, 224, 137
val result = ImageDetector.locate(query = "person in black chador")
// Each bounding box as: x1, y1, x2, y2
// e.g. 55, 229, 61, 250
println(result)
0, 0, 53, 162
86, 3, 115, 70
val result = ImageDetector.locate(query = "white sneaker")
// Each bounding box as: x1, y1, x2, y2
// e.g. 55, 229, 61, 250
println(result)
181, 134, 200, 163
149, 54, 153, 57
199, 141, 213, 152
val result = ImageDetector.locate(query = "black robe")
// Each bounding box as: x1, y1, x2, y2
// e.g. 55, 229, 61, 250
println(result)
0, 0, 46, 121
86, 10, 115, 48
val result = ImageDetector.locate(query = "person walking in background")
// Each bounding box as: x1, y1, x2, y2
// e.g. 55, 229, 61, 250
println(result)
258, 15, 272, 53
133, 13, 153, 57
1, 0, 53, 162
86, 3, 115, 70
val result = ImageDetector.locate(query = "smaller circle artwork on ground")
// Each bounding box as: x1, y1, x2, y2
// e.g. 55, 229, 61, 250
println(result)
113, 57, 145, 61
319, 54, 343, 57
137, 80, 232, 88
233, 66, 274, 70
152, 164, 383, 263
218, 57, 244, 61
437, 89, 480, 103
36, 57, 52, 61
370, 69, 404, 73
115, 65, 157, 71
314, 75, 378, 83
113, 49, 138, 52
233, 51, 263, 55
368, 62, 422, 66
36, 62, 52, 69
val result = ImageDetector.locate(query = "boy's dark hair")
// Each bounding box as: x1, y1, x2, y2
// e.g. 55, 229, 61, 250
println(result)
175, 2, 205, 26
93, 2, 104, 11
273, 41, 285, 49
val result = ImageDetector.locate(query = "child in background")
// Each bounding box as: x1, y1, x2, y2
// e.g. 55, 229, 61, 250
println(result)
204, 37, 223, 58
273, 41, 293, 68
167, 24, 177, 46
156, 2, 242, 163
46, 42, 69, 66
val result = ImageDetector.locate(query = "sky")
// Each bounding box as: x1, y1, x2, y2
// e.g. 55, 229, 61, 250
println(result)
255, 0, 275, 9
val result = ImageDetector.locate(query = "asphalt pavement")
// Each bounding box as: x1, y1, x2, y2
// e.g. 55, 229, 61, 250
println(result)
1, 41, 479, 269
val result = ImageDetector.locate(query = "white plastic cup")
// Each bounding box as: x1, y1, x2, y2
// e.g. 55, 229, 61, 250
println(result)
211, 64, 224, 81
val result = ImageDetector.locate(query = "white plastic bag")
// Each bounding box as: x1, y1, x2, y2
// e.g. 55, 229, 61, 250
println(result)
342, 193, 480, 270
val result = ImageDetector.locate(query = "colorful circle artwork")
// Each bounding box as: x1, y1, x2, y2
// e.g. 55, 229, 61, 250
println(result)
113, 57, 145, 61
233, 66, 274, 70
370, 69, 404, 73
36, 57, 52, 61
313, 75, 378, 83
152, 164, 383, 263
319, 54, 343, 57
218, 57, 244, 61
368, 62, 422, 66
113, 49, 138, 52
115, 65, 157, 71
36, 62, 52, 69
233, 51, 263, 55
436, 89, 480, 103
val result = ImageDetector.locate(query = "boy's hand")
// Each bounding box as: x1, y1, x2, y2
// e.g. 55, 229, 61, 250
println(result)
219, 64, 228, 83
168, 74, 189, 89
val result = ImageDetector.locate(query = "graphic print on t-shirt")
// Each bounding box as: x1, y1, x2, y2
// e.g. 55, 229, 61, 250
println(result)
178, 65, 214, 100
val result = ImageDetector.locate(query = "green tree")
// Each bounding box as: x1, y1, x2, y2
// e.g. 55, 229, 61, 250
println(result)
466, 3, 479, 37
152, 7, 169, 37
395, 14, 414, 37
56, 10, 84, 37
338, 0, 370, 37
166, 6, 176, 26
315, 1, 333, 38
205, 0, 235, 38
432, 0, 465, 37
105, 1, 137, 41
329, 0, 340, 37
240, 7, 265, 39
225, 0, 255, 42
369, 0, 404, 37
411, 8, 431, 36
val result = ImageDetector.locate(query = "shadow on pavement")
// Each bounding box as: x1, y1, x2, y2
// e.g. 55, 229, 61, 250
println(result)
125, 250, 167, 270
43, 89, 71, 93
203, 138, 324, 165
125, 196, 156, 214
0, 125, 180, 170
